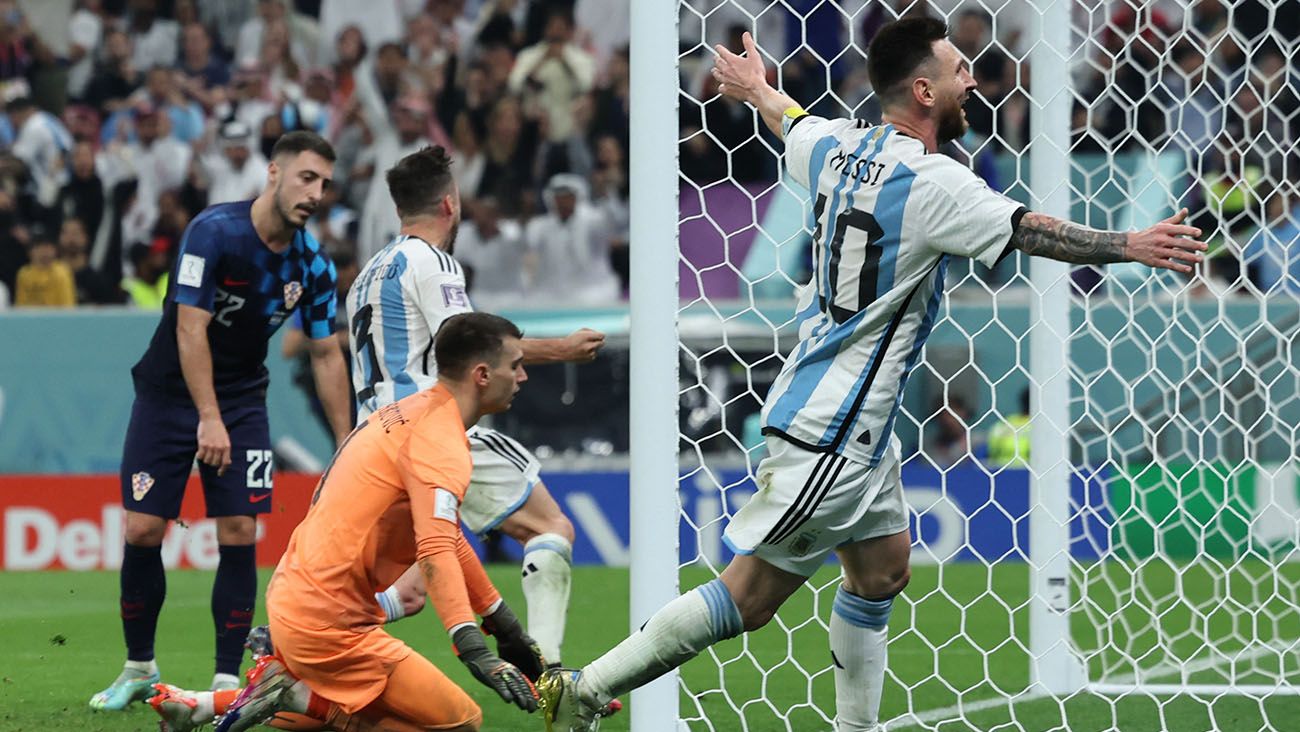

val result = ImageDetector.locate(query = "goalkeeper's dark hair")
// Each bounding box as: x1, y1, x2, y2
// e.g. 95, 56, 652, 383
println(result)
867, 17, 951, 108
386, 145, 455, 219
435, 313, 524, 380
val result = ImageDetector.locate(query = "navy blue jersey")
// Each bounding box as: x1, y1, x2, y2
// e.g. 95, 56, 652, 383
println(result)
133, 200, 338, 400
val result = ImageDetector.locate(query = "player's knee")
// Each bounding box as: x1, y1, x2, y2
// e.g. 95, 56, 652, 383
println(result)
216, 516, 257, 545
124, 513, 167, 546
730, 592, 782, 632
847, 564, 910, 599
547, 512, 575, 544
436, 704, 482, 731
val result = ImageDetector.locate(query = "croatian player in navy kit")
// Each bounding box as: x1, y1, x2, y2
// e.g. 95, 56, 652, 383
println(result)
90, 132, 354, 710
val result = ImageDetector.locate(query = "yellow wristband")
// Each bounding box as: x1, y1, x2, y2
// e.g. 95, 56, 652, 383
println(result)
781, 106, 808, 137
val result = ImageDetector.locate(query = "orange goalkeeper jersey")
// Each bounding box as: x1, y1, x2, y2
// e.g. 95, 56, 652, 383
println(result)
267, 384, 501, 633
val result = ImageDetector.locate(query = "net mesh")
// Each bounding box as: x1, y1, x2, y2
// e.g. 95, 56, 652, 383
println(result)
671, 0, 1300, 729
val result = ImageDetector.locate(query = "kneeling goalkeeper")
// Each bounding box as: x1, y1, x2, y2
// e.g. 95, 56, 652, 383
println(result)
150, 313, 543, 732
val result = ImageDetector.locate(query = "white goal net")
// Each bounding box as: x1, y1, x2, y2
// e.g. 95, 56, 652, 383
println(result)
653, 0, 1300, 729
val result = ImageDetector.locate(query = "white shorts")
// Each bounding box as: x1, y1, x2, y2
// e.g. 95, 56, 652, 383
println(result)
462, 427, 542, 534
723, 434, 910, 577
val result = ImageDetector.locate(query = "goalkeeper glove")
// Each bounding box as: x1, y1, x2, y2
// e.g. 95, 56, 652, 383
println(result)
481, 601, 548, 681
452, 625, 538, 712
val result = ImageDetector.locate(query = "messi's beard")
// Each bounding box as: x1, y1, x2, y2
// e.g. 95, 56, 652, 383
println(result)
443, 211, 460, 255
936, 99, 968, 147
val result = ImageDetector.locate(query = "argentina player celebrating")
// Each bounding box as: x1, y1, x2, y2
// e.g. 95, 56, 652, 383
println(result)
91, 132, 354, 710
347, 146, 605, 672
539, 18, 1209, 732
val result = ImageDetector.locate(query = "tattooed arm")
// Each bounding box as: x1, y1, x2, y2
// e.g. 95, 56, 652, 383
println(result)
1009, 208, 1208, 273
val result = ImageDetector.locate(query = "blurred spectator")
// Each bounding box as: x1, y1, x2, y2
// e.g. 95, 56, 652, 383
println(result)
436, 59, 490, 139
237, 0, 288, 66
355, 41, 413, 130
508, 7, 595, 143
217, 64, 276, 136
456, 195, 526, 308
405, 13, 451, 98
318, 0, 403, 63
57, 140, 105, 243
448, 110, 485, 203
176, 22, 231, 107
102, 66, 205, 143
127, 0, 180, 71
526, 173, 619, 304
574, 0, 630, 67
120, 239, 169, 308
427, 0, 476, 57
357, 94, 433, 262
6, 96, 71, 206
67, 0, 107, 101
97, 104, 191, 198
15, 231, 75, 307
258, 18, 306, 101
330, 25, 367, 105
1244, 189, 1300, 294
60, 216, 118, 304
0, 186, 30, 296
987, 389, 1029, 468
84, 29, 144, 113
588, 45, 629, 150
0, 1, 38, 84
589, 133, 628, 290
203, 120, 268, 205
476, 96, 538, 217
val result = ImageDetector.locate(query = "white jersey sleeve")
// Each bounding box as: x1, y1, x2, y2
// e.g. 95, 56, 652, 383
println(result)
782, 115, 861, 191
913, 158, 1025, 269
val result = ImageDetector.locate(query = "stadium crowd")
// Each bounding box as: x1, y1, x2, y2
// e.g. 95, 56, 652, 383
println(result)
0, 0, 631, 310
0, 0, 1295, 311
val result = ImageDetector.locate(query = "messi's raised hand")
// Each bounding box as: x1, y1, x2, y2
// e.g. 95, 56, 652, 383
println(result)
713, 31, 770, 105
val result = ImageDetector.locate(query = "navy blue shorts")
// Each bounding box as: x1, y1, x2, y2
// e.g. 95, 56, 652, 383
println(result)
120, 389, 273, 519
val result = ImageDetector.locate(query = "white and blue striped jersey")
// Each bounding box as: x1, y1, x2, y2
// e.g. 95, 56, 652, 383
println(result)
762, 116, 1025, 467
346, 234, 472, 419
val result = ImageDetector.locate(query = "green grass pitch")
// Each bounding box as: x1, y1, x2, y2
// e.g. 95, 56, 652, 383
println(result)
3, 563, 1299, 731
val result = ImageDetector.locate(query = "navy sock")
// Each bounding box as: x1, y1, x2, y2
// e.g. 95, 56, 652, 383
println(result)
120, 542, 166, 662
212, 544, 257, 676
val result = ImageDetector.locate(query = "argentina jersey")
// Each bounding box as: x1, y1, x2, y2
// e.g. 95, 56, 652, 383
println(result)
346, 234, 472, 419
761, 116, 1026, 467
132, 200, 338, 400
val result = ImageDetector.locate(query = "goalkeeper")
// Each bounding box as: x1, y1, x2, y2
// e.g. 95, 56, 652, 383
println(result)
539, 17, 1208, 732
151, 313, 544, 732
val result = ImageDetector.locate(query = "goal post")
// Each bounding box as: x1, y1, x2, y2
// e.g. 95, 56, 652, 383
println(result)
1026, 0, 1086, 697
629, 0, 1300, 729
627, 0, 681, 729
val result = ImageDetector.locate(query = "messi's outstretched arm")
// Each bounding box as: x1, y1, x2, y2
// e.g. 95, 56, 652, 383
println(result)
1010, 209, 1207, 273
